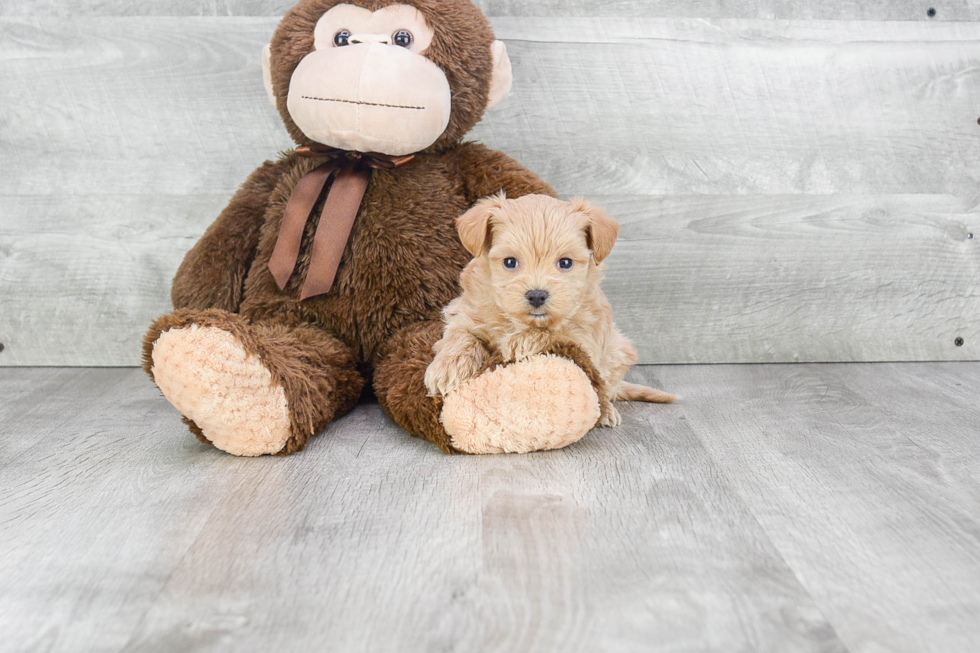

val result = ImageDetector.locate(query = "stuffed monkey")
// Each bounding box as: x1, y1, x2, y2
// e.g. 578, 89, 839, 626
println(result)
143, 0, 601, 456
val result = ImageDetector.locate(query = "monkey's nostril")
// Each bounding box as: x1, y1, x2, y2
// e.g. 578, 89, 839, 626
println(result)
526, 289, 549, 308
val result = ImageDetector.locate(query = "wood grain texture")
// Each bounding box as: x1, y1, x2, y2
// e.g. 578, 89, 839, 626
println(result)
0, 367, 848, 652
4, 0, 979, 21
4, 18, 979, 196
0, 18, 290, 197
653, 362, 980, 653
0, 194, 232, 366
2, 16, 979, 365
601, 193, 980, 364
483, 18, 980, 197
3, 192, 976, 365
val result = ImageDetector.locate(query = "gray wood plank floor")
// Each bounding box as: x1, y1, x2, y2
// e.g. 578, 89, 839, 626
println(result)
2, 363, 978, 652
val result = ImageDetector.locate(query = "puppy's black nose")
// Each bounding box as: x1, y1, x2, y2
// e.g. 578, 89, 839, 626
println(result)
526, 289, 549, 308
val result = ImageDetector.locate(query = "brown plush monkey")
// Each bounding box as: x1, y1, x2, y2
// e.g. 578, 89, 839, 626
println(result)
143, 0, 602, 456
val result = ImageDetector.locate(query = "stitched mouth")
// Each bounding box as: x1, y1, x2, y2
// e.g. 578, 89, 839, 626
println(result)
302, 96, 425, 111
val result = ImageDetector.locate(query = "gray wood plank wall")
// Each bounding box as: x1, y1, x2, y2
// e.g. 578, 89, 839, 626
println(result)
1, 6, 979, 365
4, 1, 980, 20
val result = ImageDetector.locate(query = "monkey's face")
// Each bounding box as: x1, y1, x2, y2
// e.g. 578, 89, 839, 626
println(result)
266, 1, 513, 156
287, 4, 450, 155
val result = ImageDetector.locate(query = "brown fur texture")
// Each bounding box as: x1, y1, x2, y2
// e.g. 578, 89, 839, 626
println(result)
143, 309, 364, 454
425, 194, 676, 428
143, 0, 573, 454
373, 321, 608, 454
373, 320, 453, 452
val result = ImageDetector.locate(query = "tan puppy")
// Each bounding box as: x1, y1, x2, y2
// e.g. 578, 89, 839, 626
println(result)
425, 193, 675, 427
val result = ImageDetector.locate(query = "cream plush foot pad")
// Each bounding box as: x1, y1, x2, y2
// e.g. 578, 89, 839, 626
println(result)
441, 354, 600, 454
151, 325, 291, 456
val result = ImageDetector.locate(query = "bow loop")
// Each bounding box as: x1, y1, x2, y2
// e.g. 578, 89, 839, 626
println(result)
295, 143, 415, 170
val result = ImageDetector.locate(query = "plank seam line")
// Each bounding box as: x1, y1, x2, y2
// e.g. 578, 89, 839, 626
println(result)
665, 384, 855, 652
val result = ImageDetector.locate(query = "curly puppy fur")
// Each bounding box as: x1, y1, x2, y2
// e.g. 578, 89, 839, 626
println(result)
425, 194, 676, 427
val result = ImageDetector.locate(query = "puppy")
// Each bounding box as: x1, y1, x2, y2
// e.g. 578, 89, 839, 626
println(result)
425, 193, 675, 427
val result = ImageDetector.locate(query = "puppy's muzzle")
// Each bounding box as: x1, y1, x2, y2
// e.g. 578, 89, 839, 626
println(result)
526, 289, 549, 308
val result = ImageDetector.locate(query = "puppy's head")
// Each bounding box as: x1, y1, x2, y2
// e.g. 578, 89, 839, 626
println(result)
456, 193, 619, 328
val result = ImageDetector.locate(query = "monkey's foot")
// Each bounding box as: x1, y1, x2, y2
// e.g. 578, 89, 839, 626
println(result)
440, 354, 600, 454
151, 324, 291, 456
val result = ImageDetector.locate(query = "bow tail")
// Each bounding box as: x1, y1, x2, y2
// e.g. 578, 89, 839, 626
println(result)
268, 163, 338, 290
300, 167, 371, 300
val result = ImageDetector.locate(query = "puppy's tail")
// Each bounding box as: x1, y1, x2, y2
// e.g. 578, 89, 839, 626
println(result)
617, 382, 677, 404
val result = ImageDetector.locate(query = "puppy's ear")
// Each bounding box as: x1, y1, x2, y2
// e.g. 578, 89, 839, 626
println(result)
457, 192, 506, 257
572, 198, 619, 263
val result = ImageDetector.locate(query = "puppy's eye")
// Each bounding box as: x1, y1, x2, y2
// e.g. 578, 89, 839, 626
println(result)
558, 258, 574, 270
503, 257, 519, 269
392, 29, 414, 48
334, 30, 352, 47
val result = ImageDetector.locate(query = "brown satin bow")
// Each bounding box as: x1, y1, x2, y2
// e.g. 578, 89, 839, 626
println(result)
268, 144, 415, 300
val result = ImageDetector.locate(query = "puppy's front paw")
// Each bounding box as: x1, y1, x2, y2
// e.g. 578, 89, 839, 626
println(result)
599, 403, 622, 427
424, 349, 486, 397
424, 356, 457, 396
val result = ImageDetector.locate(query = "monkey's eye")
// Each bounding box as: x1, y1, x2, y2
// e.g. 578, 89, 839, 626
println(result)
503, 257, 519, 269
334, 30, 352, 47
393, 29, 414, 48
558, 258, 574, 270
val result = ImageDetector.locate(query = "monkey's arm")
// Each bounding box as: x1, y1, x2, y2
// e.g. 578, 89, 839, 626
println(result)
453, 141, 558, 203
171, 158, 287, 312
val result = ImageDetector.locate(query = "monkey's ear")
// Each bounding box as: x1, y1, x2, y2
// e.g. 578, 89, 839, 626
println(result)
486, 41, 513, 110
573, 198, 619, 264
457, 192, 506, 257
261, 44, 277, 108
